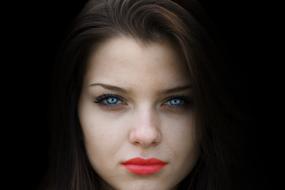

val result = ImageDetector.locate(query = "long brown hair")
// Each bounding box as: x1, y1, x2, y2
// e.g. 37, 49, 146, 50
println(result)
41, 0, 242, 189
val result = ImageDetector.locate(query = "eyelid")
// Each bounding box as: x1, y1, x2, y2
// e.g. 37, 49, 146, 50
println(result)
164, 95, 187, 100
94, 93, 126, 104
163, 95, 192, 106
94, 93, 192, 109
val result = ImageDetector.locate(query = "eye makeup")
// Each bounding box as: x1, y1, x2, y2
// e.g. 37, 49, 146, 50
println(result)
162, 95, 193, 109
93, 93, 193, 111
94, 93, 126, 107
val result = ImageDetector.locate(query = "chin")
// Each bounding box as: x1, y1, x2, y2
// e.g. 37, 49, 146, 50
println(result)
111, 180, 177, 190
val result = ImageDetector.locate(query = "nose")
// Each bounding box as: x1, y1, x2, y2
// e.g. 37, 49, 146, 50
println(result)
129, 108, 162, 147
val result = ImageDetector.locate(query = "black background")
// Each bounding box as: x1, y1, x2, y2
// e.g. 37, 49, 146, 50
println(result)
3, 0, 278, 189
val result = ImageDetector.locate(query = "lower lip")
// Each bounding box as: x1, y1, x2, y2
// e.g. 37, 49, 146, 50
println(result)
122, 164, 166, 175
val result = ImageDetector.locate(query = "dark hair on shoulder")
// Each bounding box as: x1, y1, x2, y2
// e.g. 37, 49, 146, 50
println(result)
40, 0, 243, 189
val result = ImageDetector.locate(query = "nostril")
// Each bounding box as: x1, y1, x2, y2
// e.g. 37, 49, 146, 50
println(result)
129, 110, 162, 146
129, 127, 162, 147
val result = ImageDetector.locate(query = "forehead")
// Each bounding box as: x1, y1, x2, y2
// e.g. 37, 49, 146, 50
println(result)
83, 36, 191, 89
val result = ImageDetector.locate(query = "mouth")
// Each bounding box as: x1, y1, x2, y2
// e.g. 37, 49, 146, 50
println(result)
121, 157, 168, 175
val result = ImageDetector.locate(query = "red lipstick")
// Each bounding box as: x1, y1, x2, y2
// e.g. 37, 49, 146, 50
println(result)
121, 157, 167, 175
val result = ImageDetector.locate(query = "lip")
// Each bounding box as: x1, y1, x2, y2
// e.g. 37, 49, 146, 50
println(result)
121, 157, 167, 175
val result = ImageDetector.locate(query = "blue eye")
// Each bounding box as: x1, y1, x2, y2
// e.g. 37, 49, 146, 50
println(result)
94, 94, 124, 107
164, 96, 191, 108
167, 98, 184, 106
94, 94, 192, 110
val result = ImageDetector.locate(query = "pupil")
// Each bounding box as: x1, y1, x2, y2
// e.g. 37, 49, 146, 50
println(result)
171, 99, 182, 105
108, 98, 117, 104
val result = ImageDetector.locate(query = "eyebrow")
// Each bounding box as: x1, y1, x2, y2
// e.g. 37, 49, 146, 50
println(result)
89, 82, 192, 94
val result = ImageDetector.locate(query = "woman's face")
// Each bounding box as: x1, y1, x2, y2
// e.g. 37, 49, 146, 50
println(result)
78, 36, 200, 190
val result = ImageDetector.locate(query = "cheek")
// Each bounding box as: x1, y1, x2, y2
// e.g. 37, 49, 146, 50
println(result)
78, 105, 122, 157
162, 115, 199, 168
163, 113, 197, 146
80, 113, 124, 152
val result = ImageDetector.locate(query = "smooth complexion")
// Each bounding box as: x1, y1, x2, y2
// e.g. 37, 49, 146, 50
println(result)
78, 36, 200, 190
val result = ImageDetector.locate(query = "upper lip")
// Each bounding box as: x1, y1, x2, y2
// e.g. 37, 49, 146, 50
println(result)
122, 157, 167, 165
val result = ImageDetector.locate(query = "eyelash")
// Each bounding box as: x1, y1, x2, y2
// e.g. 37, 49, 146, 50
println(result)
94, 93, 193, 110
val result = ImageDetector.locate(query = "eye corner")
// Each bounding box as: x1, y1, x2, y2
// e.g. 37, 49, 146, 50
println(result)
93, 93, 128, 111
161, 95, 193, 110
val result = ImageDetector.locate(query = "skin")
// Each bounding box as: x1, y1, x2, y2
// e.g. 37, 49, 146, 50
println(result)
78, 36, 200, 190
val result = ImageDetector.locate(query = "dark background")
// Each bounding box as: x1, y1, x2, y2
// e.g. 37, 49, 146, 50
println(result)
4, 0, 278, 189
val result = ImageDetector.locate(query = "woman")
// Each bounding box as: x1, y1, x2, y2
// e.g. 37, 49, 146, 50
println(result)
42, 0, 242, 189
